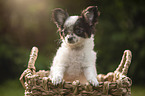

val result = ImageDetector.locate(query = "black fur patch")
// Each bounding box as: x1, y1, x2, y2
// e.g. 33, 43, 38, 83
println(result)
73, 16, 94, 38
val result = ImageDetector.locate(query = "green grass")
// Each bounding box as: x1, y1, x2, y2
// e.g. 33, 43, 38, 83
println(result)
0, 79, 24, 96
0, 79, 145, 96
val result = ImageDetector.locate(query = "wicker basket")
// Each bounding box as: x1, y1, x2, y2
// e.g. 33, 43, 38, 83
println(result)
20, 47, 132, 96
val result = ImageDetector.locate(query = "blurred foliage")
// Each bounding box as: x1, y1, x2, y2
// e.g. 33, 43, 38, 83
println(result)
0, 0, 145, 86
0, 79, 24, 96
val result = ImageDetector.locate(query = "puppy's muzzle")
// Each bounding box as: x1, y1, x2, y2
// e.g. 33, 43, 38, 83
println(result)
67, 36, 75, 43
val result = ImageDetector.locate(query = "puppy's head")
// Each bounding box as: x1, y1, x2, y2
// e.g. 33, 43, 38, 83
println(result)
52, 6, 99, 45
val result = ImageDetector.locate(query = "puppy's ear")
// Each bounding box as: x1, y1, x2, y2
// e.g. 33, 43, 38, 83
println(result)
81, 6, 100, 26
52, 8, 69, 28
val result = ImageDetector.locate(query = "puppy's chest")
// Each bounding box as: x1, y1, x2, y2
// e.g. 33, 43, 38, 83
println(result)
68, 51, 85, 64
64, 51, 86, 76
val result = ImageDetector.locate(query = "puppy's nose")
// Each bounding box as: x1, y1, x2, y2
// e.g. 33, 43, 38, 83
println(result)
68, 37, 73, 42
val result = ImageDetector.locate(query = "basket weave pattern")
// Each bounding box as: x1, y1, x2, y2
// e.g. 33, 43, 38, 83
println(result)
20, 47, 132, 96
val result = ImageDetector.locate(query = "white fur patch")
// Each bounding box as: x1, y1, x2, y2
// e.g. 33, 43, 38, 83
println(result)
49, 35, 99, 86
64, 16, 79, 27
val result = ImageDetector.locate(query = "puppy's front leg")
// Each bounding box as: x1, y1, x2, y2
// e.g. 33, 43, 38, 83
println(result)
83, 66, 99, 86
49, 65, 65, 85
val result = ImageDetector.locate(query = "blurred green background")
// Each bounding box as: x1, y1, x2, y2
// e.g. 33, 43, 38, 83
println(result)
0, 0, 145, 96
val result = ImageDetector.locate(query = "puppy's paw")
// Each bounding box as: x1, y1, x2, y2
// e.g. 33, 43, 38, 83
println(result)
49, 76, 62, 85
88, 78, 99, 87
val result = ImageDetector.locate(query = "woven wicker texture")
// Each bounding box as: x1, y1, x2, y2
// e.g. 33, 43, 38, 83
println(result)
20, 47, 132, 96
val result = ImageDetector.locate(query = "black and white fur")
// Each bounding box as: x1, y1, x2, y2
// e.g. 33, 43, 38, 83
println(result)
49, 6, 100, 86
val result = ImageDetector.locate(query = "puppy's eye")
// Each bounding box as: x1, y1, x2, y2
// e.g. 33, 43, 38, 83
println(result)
76, 28, 83, 34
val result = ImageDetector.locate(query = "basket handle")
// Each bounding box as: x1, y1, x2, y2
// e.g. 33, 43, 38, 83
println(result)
115, 50, 132, 75
28, 47, 38, 72
19, 47, 38, 88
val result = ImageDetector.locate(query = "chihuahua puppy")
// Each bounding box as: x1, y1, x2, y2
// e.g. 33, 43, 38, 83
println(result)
49, 6, 99, 86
